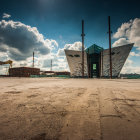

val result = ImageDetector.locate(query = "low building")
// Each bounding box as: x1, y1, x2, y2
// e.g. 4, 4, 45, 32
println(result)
40, 71, 70, 76
55, 71, 70, 76
65, 43, 134, 78
9, 67, 40, 77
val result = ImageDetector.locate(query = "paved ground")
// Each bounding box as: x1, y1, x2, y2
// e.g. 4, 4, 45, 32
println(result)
0, 78, 140, 140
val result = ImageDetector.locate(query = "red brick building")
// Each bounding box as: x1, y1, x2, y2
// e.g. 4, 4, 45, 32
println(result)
9, 67, 40, 77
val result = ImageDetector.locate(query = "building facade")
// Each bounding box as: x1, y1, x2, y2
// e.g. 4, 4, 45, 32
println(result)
65, 50, 88, 77
9, 67, 40, 77
65, 43, 134, 78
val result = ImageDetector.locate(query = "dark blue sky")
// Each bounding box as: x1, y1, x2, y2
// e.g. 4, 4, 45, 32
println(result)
0, 0, 140, 49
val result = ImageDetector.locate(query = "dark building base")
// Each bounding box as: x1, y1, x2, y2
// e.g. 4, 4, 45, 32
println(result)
9, 67, 40, 77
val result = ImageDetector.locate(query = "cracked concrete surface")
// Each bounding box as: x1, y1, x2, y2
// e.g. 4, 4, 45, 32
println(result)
0, 78, 140, 140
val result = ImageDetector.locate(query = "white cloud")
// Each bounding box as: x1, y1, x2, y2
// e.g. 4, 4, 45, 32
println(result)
2, 13, 11, 19
42, 55, 69, 71
0, 19, 62, 74
50, 41, 83, 71
113, 21, 132, 38
130, 52, 140, 57
112, 38, 130, 47
56, 41, 83, 71
121, 65, 140, 74
0, 20, 81, 74
113, 18, 140, 49
57, 41, 82, 57
57, 48, 65, 57
64, 41, 82, 51
0, 20, 58, 61
121, 57, 140, 74
113, 18, 140, 74
0, 51, 8, 61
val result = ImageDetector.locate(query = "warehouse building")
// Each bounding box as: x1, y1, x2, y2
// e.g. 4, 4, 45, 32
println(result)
65, 43, 134, 78
9, 67, 40, 77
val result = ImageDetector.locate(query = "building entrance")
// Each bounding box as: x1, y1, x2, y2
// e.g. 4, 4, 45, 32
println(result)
93, 63, 97, 77
86, 44, 103, 78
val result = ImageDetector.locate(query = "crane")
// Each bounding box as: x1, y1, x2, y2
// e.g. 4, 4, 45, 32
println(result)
0, 60, 13, 75
0, 60, 13, 68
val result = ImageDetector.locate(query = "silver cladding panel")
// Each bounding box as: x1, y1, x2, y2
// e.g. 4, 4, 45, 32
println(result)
65, 50, 88, 77
65, 43, 133, 77
101, 43, 134, 77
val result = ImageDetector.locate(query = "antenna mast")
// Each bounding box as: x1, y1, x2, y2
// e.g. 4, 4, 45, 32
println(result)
33, 51, 34, 68
51, 59, 52, 71
81, 20, 85, 78
108, 16, 112, 79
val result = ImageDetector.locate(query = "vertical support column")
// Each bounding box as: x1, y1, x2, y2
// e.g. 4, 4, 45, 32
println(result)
33, 51, 34, 68
87, 48, 90, 78
108, 16, 112, 79
51, 59, 52, 71
102, 50, 103, 77
100, 52, 101, 78
81, 20, 85, 78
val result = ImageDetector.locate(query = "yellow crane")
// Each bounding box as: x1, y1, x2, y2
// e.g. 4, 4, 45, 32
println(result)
0, 60, 13, 75
0, 60, 13, 68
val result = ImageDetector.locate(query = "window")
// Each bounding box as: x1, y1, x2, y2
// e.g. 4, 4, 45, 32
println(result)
93, 64, 96, 70
111, 52, 115, 55
74, 54, 80, 57
68, 54, 73, 57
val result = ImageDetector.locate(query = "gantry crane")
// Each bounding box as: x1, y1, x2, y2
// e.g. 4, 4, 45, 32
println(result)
0, 60, 13, 75
0, 60, 13, 68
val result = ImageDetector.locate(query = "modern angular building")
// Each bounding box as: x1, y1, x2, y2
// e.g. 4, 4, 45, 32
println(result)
65, 43, 134, 78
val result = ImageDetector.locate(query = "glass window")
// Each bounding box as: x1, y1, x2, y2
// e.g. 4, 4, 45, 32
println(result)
93, 64, 96, 70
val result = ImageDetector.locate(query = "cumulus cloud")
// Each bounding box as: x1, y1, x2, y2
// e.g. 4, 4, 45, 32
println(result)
120, 53, 140, 74
57, 49, 65, 57
57, 41, 82, 56
121, 58, 139, 74
112, 38, 130, 47
56, 41, 83, 71
64, 42, 82, 51
0, 51, 8, 62
113, 18, 140, 49
121, 64, 140, 74
2, 13, 11, 19
0, 19, 62, 74
50, 42, 82, 71
0, 19, 81, 73
42, 59, 68, 71
113, 21, 132, 38
42, 52, 69, 71
130, 52, 140, 57
113, 18, 140, 74
0, 20, 58, 61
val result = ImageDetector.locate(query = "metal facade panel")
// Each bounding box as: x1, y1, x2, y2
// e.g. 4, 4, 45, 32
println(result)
65, 50, 88, 77
101, 43, 134, 77
65, 43, 133, 78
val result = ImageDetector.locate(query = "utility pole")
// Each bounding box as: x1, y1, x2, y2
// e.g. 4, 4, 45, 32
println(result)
102, 51, 103, 77
33, 51, 34, 68
108, 16, 112, 79
50, 59, 52, 71
81, 20, 85, 78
